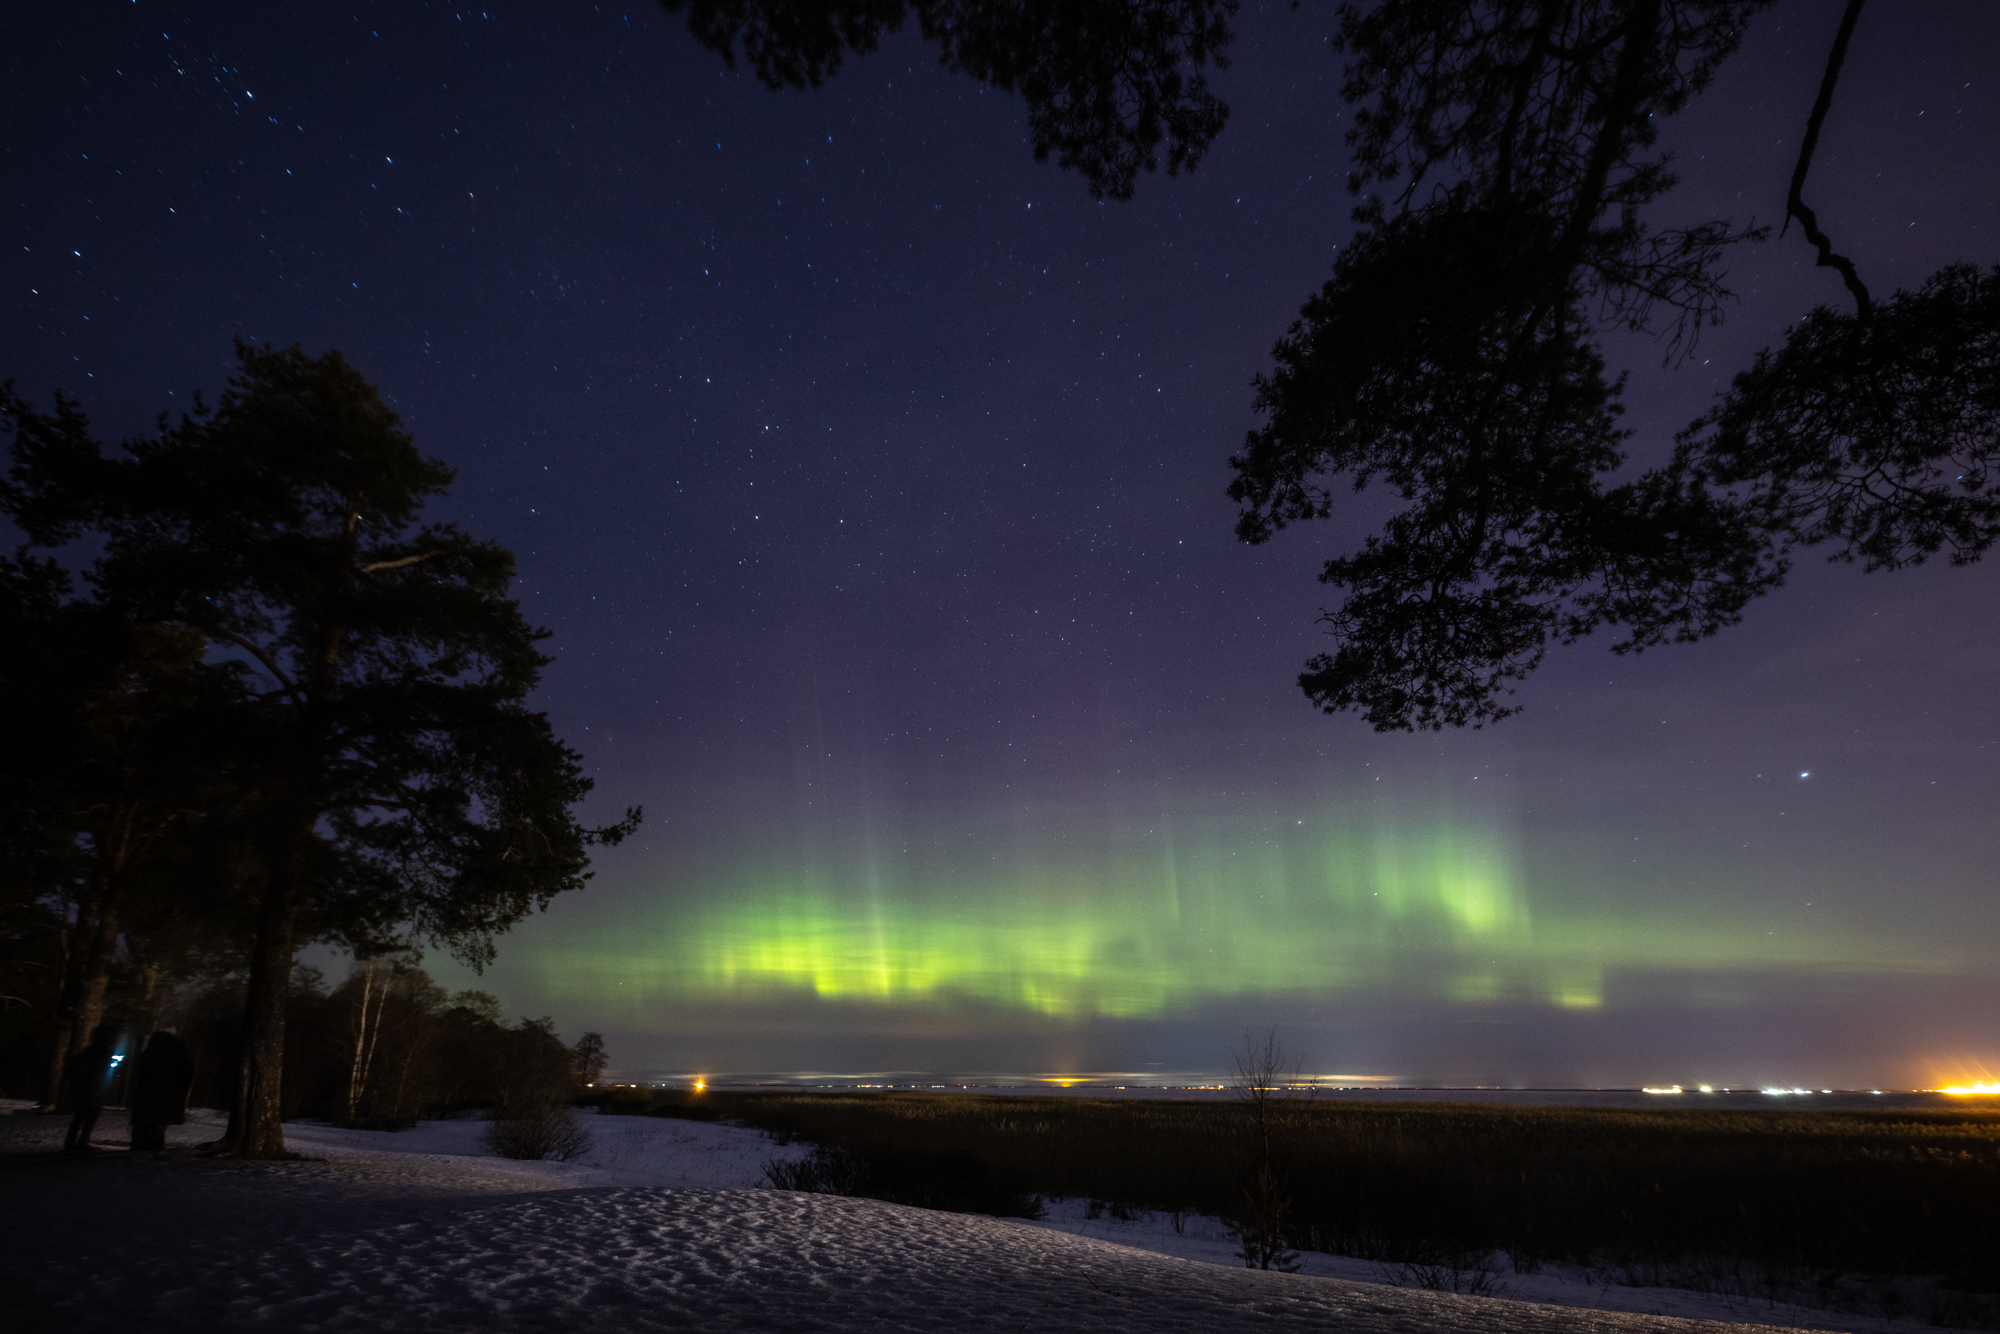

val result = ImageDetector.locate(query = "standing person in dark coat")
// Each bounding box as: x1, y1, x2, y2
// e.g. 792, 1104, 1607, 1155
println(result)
129, 1026, 195, 1151
62, 1025, 119, 1153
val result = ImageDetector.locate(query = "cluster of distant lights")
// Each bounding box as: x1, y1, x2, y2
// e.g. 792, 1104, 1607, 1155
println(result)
1642, 1085, 1845, 1095
595, 1079, 2000, 1096
1643, 1084, 2000, 1096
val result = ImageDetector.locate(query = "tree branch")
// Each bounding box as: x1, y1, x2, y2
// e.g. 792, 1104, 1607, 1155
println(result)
1783, 0, 1873, 318
360, 551, 443, 574
212, 629, 302, 698
1494, 5, 1564, 204
1557, 0, 1660, 265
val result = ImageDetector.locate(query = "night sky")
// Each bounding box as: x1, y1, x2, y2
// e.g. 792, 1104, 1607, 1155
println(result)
8, 1, 1997, 1088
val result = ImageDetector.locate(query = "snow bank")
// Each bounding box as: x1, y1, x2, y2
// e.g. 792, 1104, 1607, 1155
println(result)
282, 1105, 808, 1190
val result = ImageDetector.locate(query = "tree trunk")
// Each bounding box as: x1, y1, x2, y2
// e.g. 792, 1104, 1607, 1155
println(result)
41, 882, 121, 1111
40, 896, 89, 1112
220, 582, 342, 1156
71, 900, 120, 1053
41, 804, 149, 1109
345, 960, 385, 1124
135, 959, 164, 1035
218, 844, 301, 1158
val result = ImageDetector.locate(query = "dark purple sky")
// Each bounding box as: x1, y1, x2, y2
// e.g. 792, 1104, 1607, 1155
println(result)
7, 1, 1997, 1087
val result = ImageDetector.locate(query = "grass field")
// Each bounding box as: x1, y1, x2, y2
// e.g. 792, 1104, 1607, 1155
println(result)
632, 1090, 2000, 1291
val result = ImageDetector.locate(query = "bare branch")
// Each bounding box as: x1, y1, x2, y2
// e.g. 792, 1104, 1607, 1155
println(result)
1784, 0, 1873, 317
211, 629, 301, 698
360, 551, 442, 574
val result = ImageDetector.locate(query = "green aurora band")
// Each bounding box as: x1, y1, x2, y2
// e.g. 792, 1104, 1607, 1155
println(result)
533, 815, 1945, 1021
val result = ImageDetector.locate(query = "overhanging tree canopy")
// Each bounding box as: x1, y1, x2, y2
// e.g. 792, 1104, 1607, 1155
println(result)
661, 0, 1999, 729
662, 0, 1239, 200
1230, 0, 1999, 728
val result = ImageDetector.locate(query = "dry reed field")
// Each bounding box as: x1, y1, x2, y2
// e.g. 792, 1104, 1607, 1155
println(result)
635, 1091, 2000, 1296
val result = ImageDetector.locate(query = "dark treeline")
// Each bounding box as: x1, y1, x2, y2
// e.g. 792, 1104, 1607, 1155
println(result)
178, 962, 599, 1128
1, 934, 605, 1130
0, 885, 609, 1131
1, 342, 635, 1154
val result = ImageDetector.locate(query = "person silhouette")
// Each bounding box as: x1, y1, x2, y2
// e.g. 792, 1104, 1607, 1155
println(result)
62, 1025, 119, 1153
129, 1026, 196, 1151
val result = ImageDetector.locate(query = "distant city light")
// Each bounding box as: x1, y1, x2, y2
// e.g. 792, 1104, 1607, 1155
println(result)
1641, 1085, 1683, 1094
1939, 1082, 2000, 1095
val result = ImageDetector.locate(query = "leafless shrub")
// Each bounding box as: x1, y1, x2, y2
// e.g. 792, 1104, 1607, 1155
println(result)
765, 1144, 865, 1195
762, 1142, 1043, 1218
481, 1102, 593, 1161
1228, 1028, 1312, 1271
1377, 1246, 1511, 1298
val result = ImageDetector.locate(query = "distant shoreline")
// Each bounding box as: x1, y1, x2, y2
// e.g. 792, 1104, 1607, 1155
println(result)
591, 1082, 1980, 1111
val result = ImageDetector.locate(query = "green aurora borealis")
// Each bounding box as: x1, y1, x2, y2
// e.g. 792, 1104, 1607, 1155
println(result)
507, 787, 1985, 1086
550, 819, 1576, 1018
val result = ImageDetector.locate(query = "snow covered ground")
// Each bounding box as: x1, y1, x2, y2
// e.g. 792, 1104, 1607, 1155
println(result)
0, 1100, 1963, 1333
